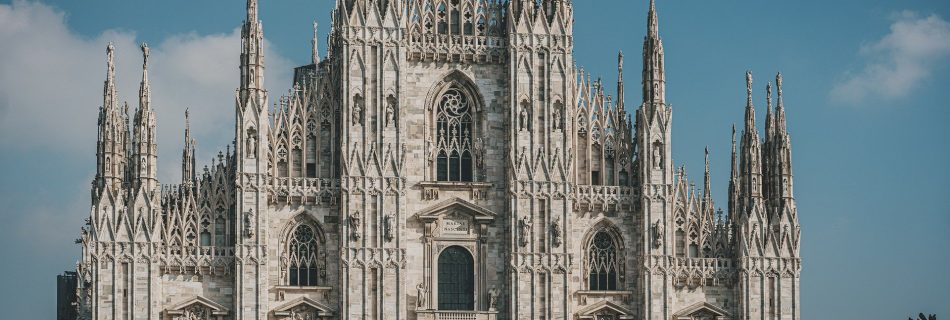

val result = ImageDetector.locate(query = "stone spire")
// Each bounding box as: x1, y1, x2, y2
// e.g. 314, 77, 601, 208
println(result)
241, 0, 265, 92
772, 72, 793, 201
647, 0, 658, 38
775, 73, 787, 137
740, 71, 762, 199
104, 42, 118, 112
182, 109, 196, 185
312, 21, 320, 65
729, 124, 739, 222
765, 81, 773, 142
617, 50, 625, 110
763, 81, 774, 199
130, 42, 158, 191
641, 0, 666, 106
96, 43, 128, 193
704, 146, 711, 201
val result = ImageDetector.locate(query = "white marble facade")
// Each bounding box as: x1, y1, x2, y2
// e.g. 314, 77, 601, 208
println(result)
74, 1, 801, 320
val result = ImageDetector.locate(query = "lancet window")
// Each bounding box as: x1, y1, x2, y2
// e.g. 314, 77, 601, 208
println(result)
435, 87, 475, 182
587, 229, 623, 291
287, 224, 320, 286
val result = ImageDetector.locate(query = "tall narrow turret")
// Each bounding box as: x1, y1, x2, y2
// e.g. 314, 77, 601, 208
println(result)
642, 0, 666, 106
95, 43, 128, 195
181, 109, 196, 185
739, 71, 762, 200
241, 0, 265, 92
130, 43, 158, 192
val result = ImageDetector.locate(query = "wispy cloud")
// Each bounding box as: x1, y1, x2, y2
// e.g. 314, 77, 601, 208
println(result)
831, 11, 950, 105
0, 0, 293, 182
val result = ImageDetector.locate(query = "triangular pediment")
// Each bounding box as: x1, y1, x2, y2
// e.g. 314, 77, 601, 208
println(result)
576, 300, 634, 319
417, 197, 496, 222
672, 301, 730, 319
273, 296, 334, 317
166, 296, 229, 317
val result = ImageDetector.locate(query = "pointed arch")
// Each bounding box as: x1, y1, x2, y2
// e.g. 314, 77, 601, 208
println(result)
280, 211, 326, 287
583, 219, 625, 291
426, 70, 484, 182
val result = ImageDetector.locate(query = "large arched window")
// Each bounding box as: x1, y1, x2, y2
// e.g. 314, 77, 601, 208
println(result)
435, 87, 474, 182
288, 225, 319, 286
438, 246, 474, 310
588, 230, 622, 291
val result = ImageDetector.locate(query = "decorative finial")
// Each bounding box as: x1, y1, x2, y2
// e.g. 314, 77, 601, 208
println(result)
618, 50, 624, 70
776, 72, 783, 94
141, 42, 150, 68
766, 81, 773, 109
776, 72, 784, 108
745, 70, 753, 98
106, 42, 116, 76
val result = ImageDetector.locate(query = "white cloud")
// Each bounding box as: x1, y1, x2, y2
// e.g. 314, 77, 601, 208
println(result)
831, 11, 950, 105
0, 0, 294, 183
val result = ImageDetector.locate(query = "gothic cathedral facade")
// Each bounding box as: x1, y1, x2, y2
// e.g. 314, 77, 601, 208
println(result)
73, 0, 802, 319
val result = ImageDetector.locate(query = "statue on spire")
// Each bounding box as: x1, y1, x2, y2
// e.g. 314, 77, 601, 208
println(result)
141, 42, 150, 68
746, 70, 753, 98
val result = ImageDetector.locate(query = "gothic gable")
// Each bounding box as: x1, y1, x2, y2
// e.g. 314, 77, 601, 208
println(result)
417, 197, 496, 223
672, 301, 730, 320
575, 300, 634, 319
165, 296, 229, 319
273, 296, 334, 319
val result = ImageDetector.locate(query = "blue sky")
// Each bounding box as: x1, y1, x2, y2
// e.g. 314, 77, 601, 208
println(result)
0, 0, 948, 319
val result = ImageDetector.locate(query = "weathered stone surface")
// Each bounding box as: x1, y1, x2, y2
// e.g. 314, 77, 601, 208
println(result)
72, 1, 801, 320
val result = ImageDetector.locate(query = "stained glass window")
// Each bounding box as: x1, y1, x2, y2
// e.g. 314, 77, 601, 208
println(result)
438, 246, 474, 310
288, 225, 319, 286
588, 231, 621, 291
435, 88, 474, 182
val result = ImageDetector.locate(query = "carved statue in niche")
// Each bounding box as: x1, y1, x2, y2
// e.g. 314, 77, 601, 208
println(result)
488, 286, 499, 310
551, 216, 562, 248
244, 210, 255, 238
519, 101, 529, 130
651, 220, 663, 248
384, 213, 394, 242
425, 137, 435, 166
652, 144, 662, 169
416, 282, 428, 309
350, 211, 362, 242
552, 107, 562, 130
246, 128, 258, 159
519, 215, 532, 247
352, 94, 364, 125
385, 95, 397, 127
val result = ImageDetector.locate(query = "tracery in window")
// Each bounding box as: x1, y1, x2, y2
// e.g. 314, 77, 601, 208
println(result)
435, 87, 474, 182
588, 230, 622, 291
287, 224, 319, 286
